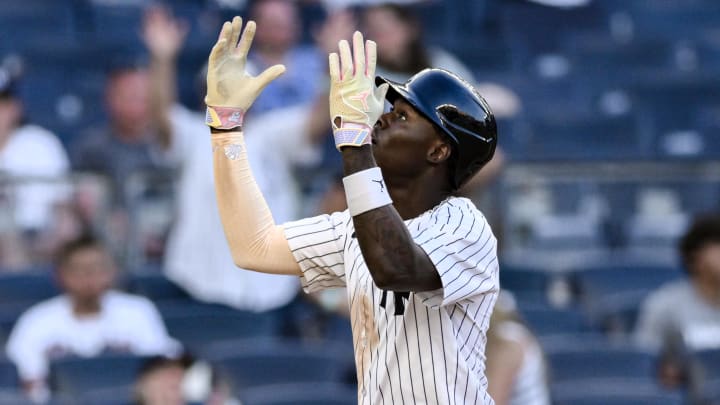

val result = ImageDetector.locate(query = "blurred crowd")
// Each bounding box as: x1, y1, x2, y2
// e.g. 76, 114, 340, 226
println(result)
0, 0, 719, 404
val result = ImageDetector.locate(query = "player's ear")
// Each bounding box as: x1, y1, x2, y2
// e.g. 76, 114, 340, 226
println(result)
427, 138, 452, 164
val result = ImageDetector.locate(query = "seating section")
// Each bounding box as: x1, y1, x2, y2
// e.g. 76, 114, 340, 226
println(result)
201, 338, 355, 390
49, 354, 150, 397
238, 382, 357, 405
1, 0, 718, 403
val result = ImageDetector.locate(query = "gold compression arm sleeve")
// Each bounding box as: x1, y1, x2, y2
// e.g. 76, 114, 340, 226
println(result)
212, 131, 301, 276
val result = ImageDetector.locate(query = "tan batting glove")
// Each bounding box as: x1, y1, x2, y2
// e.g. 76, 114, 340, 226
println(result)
329, 31, 389, 150
205, 17, 286, 129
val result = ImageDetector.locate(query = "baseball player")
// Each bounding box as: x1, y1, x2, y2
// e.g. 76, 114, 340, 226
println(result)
206, 17, 500, 405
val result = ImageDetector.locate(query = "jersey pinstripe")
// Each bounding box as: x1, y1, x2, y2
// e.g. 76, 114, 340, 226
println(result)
283, 196, 499, 405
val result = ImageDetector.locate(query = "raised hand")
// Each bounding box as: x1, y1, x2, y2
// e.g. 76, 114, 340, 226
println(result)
142, 7, 188, 60
205, 16, 285, 128
329, 31, 389, 150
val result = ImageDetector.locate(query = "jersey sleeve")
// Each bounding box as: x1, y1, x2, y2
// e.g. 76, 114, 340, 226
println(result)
414, 200, 500, 308
282, 211, 349, 293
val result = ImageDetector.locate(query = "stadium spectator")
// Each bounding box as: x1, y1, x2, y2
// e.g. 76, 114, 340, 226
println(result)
244, 0, 326, 114
485, 291, 551, 405
634, 213, 720, 388
5, 235, 179, 402
141, 7, 308, 312
70, 60, 172, 207
0, 63, 71, 269
360, 2, 520, 118
134, 355, 238, 405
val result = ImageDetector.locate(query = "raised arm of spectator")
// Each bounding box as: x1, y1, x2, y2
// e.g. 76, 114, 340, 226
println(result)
142, 6, 188, 150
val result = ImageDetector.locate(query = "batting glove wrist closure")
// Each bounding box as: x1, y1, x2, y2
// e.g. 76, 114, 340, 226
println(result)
343, 167, 393, 217
206, 106, 245, 130
333, 121, 372, 150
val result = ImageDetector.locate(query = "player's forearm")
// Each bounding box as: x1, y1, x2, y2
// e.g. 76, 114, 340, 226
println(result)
342, 147, 442, 291
211, 131, 301, 276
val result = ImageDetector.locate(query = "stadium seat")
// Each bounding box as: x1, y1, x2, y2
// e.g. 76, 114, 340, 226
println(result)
125, 272, 191, 301
523, 114, 643, 161
694, 348, 720, 382
202, 338, 355, 390
572, 262, 683, 300
238, 382, 357, 405
164, 312, 281, 348
520, 306, 592, 337
0, 272, 58, 304
547, 344, 656, 382
552, 378, 684, 405
499, 1, 607, 62
0, 356, 18, 390
49, 354, 150, 396
78, 385, 134, 405
0, 1, 77, 48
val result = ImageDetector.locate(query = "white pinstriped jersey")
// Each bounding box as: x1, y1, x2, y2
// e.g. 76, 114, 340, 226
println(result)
283, 196, 499, 405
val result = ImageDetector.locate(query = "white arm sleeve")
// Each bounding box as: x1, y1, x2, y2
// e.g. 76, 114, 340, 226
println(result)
212, 132, 300, 275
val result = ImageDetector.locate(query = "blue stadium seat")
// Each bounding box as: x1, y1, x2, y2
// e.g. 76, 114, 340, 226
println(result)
0, 272, 58, 304
0, 356, 19, 390
499, 1, 607, 64
629, 71, 720, 136
49, 354, 150, 396
523, 113, 643, 161
0, 389, 68, 405
78, 385, 134, 405
164, 311, 281, 348
201, 338, 355, 390
572, 262, 683, 300
547, 344, 656, 382
125, 272, 191, 301
239, 382, 357, 405
0, 301, 38, 347
0, 1, 77, 49
520, 307, 592, 337
694, 348, 720, 382
552, 378, 684, 405
87, 5, 145, 49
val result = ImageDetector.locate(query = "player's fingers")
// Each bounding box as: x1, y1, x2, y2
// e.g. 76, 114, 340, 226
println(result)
365, 39, 377, 77
209, 39, 227, 66
338, 39, 353, 79
328, 52, 340, 82
256, 64, 286, 89
236, 20, 256, 57
375, 83, 389, 101
352, 31, 365, 77
228, 16, 242, 51
209, 22, 231, 64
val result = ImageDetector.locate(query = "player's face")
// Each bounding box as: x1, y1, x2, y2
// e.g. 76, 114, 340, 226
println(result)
371, 98, 448, 179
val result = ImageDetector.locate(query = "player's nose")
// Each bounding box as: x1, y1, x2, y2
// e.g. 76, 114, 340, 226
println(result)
375, 112, 390, 130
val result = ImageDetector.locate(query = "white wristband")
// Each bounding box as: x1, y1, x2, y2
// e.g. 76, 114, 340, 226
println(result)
342, 167, 393, 217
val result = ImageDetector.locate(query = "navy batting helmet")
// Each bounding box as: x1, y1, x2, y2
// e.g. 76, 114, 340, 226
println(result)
375, 68, 497, 189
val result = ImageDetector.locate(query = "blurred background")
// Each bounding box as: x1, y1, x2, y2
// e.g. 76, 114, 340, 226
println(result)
0, 0, 719, 404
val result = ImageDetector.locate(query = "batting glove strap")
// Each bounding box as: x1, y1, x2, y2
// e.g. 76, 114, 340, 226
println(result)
206, 106, 245, 130
333, 122, 372, 150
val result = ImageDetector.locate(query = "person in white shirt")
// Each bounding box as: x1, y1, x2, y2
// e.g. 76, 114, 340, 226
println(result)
0, 68, 71, 268
5, 235, 180, 402
206, 18, 500, 404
